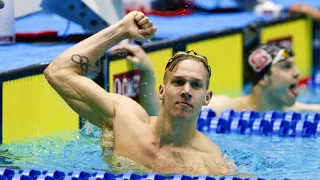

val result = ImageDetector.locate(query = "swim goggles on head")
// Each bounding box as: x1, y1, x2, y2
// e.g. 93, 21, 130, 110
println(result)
165, 50, 211, 77
272, 49, 291, 65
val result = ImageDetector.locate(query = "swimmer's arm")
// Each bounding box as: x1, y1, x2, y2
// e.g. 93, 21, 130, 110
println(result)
289, 4, 320, 21
206, 146, 256, 178
44, 22, 134, 127
205, 144, 231, 176
202, 136, 256, 178
287, 102, 320, 112
198, 134, 231, 175
308, 8, 320, 21
139, 68, 160, 116
112, 44, 160, 116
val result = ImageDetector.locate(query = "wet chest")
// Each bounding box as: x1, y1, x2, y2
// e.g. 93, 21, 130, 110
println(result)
152, 148, 210, 175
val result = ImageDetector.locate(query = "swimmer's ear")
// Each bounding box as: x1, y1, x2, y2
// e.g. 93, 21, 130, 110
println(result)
158, 84, 164, 100
204, 90, 213, 106
258, 75, 268, 87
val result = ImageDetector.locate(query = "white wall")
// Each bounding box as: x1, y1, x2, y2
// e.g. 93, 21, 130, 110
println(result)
82, 0, 125, 25
14, 0, 42, 18
13, 0, 126, 23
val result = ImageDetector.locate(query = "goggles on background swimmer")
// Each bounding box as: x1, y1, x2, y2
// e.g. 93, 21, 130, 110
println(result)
165, 50, 211, 78
272, 49, 291, 65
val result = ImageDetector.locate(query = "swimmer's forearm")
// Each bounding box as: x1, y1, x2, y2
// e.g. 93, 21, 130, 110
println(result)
307, 7, 320, 20
290, 102, 320, 112
305, 104, 320, 112
140, 69, 155, 89
46, 23, 127, 76
139, 69, 160, 115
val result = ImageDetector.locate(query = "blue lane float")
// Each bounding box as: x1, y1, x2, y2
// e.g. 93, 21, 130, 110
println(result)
18, 169, 41, 179
209, 117, 229, 134
262, 110, 283, 122
141, 173, 165, 180
244, 178, 266, 180
193, 175, 216, 180
197, 108, 216, 132
219, 176, 242, 180
60, 176, 81, 180
68, 171, 91, 179
82, 177, 104, 180
0, 168, 294, 180
117, 172, 141, 180
8, 174, 33, 180
36, 175, 56, 180
270, 118, 290, 136
249, 118, 270, 136
168, 174, 192, 180
0, 168, 15, 177
198, 109, 320, 138
91, 172, 115, 180
42, 170, 65, 179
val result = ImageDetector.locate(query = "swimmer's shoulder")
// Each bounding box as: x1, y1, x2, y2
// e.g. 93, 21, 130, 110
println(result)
195, 132, 231, 175
233, 96, 251, 110
204, 95, 239, 115
194, 131, 221, 154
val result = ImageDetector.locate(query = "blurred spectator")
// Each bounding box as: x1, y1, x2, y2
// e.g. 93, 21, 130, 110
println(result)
236, 0, 258, 11
289, 4, 320, 20
0, 0, 4, 9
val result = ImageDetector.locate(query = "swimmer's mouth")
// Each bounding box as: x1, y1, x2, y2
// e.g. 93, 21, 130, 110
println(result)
176, 102, 193, 108
289, 83, 299, 97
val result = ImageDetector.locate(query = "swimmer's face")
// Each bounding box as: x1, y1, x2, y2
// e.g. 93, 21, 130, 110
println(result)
159, 59, 212, 119
266, 56, 300, 106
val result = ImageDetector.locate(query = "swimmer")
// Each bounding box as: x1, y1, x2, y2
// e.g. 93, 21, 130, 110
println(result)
44, 11, 234, 176
208, 44, 320, 115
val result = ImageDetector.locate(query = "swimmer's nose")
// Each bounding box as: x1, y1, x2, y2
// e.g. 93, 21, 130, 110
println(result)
180, 84, 192, 100
292, 65, 300, 80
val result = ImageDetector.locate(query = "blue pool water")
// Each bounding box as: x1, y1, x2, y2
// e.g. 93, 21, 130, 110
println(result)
211, 133, 320, 179
0, 130, 108, 171
0, 77, 319, 179
1, 125, 320, 179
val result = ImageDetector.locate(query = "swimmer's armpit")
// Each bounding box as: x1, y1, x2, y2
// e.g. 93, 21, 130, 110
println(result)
71, 54, 92, 72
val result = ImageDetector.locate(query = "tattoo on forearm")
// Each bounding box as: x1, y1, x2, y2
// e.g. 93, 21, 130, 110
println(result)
172, 151, 185, 165
71, 54, 92, 72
